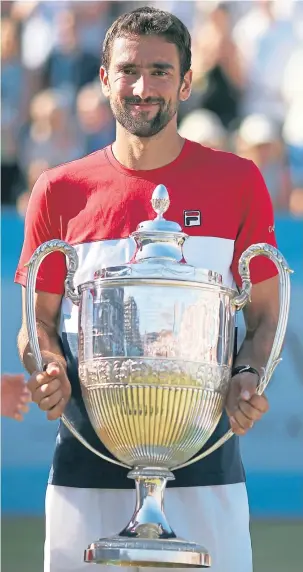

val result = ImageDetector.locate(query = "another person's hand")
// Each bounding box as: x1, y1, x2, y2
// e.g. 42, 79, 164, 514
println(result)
226, 372, 269, 435
27, 362, 71, 420
1, 373, 31, 421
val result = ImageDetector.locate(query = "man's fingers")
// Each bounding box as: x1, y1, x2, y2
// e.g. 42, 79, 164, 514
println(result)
229, 416, 247, 435
37, 378, 61, 398
238, 399, 264, 422
27, 362, 70, 420
227, 372, 269, 436
32, 379, 61, 405
230, 396, 269, 435
246, 393, 269, 413
39, 389, 63, 411
229, 400, 261, 433
47, 399, 66, 421
229, 400, 269, 436
230, 410, 254, 433
28, 372, 46, 394
28, 363, 61, 393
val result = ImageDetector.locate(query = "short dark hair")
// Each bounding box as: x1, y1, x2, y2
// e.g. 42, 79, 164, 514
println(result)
102, 6, 192, 78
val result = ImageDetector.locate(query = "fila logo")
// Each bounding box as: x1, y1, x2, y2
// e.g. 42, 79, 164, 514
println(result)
268, 224, 275, 233
184, 210, 201, 227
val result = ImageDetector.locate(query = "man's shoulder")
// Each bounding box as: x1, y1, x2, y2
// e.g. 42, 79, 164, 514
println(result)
185, 140, 252, 176
44, 147, 110, 186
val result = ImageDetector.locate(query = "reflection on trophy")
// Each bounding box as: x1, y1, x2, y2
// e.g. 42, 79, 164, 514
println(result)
25, 184, 292, 568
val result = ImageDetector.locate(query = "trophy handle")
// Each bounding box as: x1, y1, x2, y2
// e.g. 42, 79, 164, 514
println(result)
25, 239, 130, 470
174, 243, 293, 471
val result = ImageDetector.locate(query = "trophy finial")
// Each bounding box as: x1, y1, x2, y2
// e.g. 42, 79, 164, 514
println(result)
132, 183, 187, 263
151, 185, 170, 218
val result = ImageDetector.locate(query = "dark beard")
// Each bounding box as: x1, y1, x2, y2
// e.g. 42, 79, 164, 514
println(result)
109, 96, 179, 137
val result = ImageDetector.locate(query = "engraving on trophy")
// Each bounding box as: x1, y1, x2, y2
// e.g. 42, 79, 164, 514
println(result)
79, 358, 230, 392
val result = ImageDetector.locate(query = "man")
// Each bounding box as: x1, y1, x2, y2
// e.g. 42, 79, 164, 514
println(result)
1, 373, 30, 420
15, 7, 279, 572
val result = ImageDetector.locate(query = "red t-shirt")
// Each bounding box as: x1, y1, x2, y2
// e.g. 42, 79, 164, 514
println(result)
15, 139, 277, 292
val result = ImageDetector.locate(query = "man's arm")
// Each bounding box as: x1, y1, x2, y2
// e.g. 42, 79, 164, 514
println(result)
18, 287, 71, 420
226, 275, 279, 434
235, 275, 279, 372
18, 288, 66, 373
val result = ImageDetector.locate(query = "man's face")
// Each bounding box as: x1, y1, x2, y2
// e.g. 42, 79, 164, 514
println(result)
100, 35, 192, 137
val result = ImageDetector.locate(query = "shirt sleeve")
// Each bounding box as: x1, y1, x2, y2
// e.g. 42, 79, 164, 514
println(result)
14, 172, 67, 294
231, 160, 278, 288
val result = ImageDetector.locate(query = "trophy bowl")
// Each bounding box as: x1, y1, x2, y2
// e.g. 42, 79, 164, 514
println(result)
25, 185, 292, 568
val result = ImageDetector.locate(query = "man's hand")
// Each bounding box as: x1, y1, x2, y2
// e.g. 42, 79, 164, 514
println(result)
28, 362, 71, 420
1, 373, 31, 421
226, 372, 269, 435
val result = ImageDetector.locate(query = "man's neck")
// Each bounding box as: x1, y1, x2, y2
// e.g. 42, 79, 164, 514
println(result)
112, 122, 185, 171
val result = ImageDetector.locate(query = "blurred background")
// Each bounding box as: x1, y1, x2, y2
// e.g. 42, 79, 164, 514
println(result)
1, 1, 303, 571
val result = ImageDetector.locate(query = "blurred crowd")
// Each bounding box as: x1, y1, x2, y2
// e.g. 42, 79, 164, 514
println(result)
2, 0, 303, 216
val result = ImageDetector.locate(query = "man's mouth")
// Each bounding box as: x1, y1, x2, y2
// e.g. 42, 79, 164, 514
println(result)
125, 99, 161, 110
130, 103, 159, 111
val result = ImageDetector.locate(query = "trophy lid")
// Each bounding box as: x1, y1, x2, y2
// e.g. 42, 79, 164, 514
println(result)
91, 185, 224, 287
130, 184, 187, 264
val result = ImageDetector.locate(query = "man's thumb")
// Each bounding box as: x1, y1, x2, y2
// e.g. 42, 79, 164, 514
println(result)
45, 362, 61, 377
239, 375, 258, 401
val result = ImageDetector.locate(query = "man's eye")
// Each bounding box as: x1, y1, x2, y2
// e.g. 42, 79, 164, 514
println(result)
122, 69, 136, 75
152, 70, 167, 76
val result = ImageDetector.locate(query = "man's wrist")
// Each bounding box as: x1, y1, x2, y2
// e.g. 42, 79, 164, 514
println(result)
232, 364, 260, 381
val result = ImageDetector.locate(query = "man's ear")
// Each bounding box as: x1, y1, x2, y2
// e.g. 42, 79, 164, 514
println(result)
179, 69, 192, 102
100, 66, 110, 98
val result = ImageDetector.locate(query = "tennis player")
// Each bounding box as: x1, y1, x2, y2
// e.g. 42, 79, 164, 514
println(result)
16, 7, 279, 572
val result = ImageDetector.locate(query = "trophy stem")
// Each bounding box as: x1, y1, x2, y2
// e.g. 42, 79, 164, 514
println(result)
120, 467, 176, 539
84, 465, 211, 567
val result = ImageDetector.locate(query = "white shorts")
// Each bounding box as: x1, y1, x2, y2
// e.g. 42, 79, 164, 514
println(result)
44, 483, 252, 572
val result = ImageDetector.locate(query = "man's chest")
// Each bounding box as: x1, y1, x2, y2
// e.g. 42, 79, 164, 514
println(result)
61, 176, 240, 289
62, 176, 241, 245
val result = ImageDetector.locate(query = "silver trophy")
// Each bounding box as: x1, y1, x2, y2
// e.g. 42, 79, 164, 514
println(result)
25, 185, 292, 568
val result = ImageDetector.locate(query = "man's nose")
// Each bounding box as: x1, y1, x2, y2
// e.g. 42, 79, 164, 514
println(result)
132, 74, 153, 99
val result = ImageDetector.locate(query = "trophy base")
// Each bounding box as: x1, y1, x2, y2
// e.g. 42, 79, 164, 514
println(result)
84, 468, 211, 568
84, 536, 211, 568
